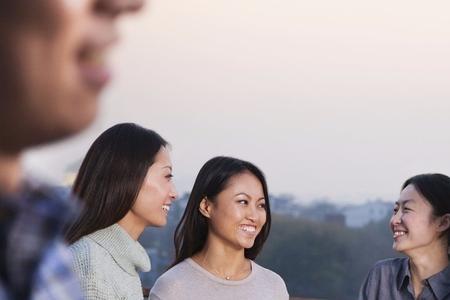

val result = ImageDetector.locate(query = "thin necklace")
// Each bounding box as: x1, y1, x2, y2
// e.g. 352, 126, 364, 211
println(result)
209, 263, 251, 281
194, 257, 252, 281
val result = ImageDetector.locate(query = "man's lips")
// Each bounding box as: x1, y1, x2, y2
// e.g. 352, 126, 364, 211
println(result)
77, 46, 111, 90
76, 32, 117, 91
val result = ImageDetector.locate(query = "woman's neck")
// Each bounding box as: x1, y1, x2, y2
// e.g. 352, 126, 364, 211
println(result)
117, 211, 146, 241
0, 153, 22, 195
192, 235, 251, 280
407, 241, 449, 298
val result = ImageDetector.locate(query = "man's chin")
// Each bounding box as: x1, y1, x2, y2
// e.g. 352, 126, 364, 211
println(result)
30, 110, 97, 148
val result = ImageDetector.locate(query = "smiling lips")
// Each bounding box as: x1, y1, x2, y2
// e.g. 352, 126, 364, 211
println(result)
162, 204, 171, 213
393, 230, 407, 239
239, 224, 257, 235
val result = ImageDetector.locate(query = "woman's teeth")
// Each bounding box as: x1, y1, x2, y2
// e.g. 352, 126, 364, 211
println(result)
239, 225, 256, 233
162, 205, 170, 212
393, 231, 406, 238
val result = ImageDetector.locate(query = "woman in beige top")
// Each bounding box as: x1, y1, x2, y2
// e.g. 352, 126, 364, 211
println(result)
150, 156, 289, 300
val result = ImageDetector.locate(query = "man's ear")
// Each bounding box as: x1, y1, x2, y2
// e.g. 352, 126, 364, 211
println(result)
437, 213, 450, 233
199, 197, 212, 218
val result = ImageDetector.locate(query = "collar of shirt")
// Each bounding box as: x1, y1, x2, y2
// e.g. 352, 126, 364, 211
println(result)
396, 258, 413, 295
427, 262, 450, 300
397, 257, 450, 300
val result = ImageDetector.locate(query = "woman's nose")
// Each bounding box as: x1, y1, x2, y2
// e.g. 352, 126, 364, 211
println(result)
170, 183, 178, 200
390, 211, 401, 225
245, 205, 259, 222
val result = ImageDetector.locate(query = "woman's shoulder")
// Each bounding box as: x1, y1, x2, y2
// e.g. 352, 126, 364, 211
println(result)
70, 237, 120, 298
153, 260, 192, 284
252, 262, 284, 281
251, 262, 289, 298
70, 236, 110, 274
358, 257, 407, 300
70, 235, 108, 257
369, 257, 407, 275
150, 260, 193, 299
252, 262, 288, 291
361, 257, 407, 288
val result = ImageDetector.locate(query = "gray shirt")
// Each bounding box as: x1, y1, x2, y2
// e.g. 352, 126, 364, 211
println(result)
359, 258, 450, 300
150, 258, 289, 300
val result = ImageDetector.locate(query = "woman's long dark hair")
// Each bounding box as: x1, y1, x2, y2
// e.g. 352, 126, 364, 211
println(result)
402, 173, 450, 246
171, 156, 272, 267
65, 123, 168, 244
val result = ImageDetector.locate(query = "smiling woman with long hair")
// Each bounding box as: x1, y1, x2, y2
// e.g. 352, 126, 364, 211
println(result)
65, 123, 177, 300
359, 173, 450, 300
150, 156, 289, 300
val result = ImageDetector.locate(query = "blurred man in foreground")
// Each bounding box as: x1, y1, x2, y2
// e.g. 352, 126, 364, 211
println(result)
0, 0, 144, 298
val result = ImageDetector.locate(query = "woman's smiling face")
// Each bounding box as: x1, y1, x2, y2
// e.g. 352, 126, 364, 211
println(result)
201, 171, 267, 251
390, 184, 444, 255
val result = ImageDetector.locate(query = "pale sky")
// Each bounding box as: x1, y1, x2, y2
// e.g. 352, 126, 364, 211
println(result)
25, 0, 450, 204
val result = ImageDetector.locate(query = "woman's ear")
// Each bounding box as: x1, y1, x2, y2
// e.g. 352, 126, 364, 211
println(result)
437, 213, 450, 233
199, 197, 211, 218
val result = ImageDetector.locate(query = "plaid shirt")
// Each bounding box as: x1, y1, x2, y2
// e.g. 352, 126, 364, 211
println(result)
0, 183, 83, 300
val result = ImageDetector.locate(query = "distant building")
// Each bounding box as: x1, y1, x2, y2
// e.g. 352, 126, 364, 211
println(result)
340, 199, 392, 228
270, 194, 302, 217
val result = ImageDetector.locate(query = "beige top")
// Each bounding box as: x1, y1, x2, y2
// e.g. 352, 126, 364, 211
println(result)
150, 258, 289, 300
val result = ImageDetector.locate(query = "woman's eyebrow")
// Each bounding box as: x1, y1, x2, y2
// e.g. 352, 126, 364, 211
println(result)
395, 199, 413, 206
234, 192, 265, 201
234, 192, 250, 197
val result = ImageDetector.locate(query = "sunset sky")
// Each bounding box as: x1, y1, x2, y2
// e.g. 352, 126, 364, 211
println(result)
25, 0, 450, 203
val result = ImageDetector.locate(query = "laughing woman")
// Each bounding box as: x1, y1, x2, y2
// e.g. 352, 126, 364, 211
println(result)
65, 123, 177, 300
359, 173, 450, 300
150, 156, 289, 300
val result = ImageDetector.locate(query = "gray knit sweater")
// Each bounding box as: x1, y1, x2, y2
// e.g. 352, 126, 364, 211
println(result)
150, 258, 289, 300
70, 224, 151, 300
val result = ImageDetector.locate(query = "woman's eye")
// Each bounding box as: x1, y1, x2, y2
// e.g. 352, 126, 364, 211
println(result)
258, 203, 266, 209
393, 207, 398, 214
237, 199, 248, 205
166, 174, 173, 180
